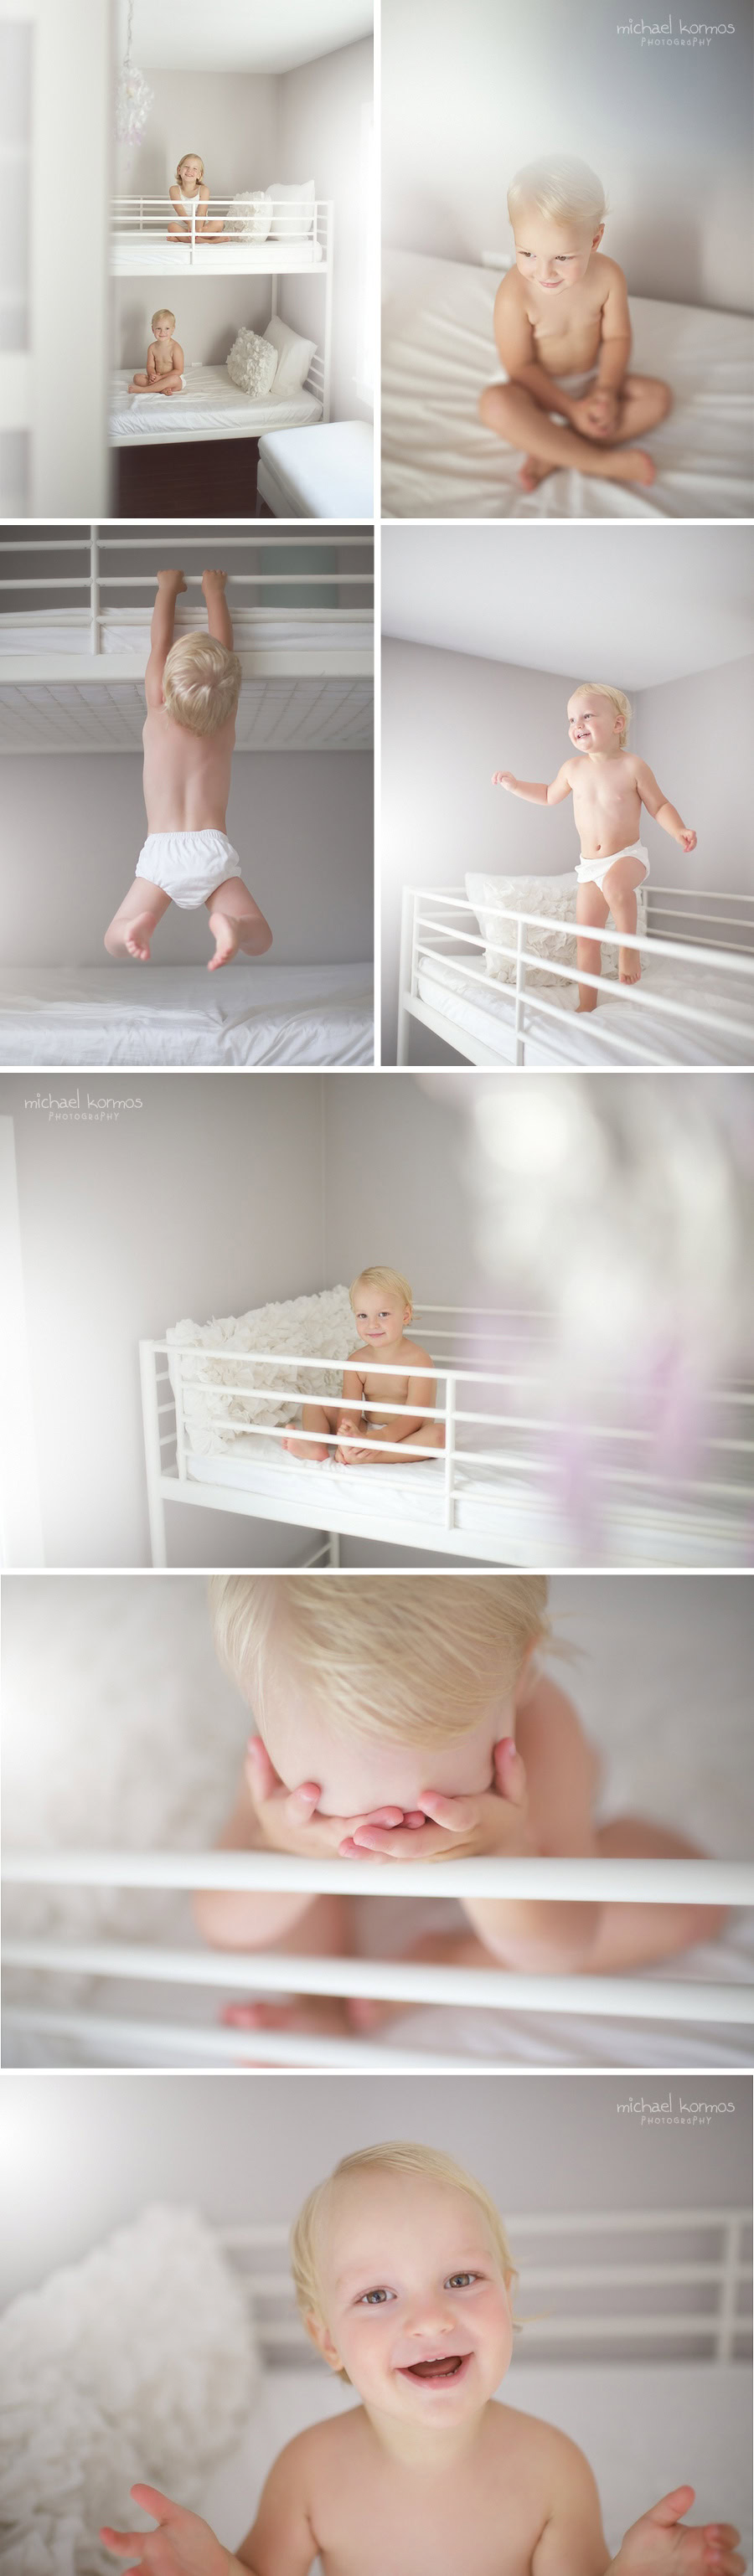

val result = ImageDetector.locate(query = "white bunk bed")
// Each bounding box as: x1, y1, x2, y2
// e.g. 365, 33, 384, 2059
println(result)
0, 530, 374, 1068
395, 885, 754, 1069
110, 196, 332, 461
138, 1299, 754, 1572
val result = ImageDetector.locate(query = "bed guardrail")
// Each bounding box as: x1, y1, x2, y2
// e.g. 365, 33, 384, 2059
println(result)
111, 197, 333, 265
397, 886, 754, 1069
0, 529, 372, 660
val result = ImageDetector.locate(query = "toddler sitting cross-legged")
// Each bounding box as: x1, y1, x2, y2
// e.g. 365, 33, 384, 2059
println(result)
127, 308, 185, 397
104, 569, 273, 971
281, 1266, 443, 1466
101, 2141, 743, 2576
195, 1574, 726, 2045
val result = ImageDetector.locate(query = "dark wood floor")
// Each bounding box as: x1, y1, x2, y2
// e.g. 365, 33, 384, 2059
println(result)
115, 437, 261, 517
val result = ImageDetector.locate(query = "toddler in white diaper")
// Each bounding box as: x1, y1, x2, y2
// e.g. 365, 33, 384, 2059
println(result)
493, 680, 696, 1012
127, 309, 185, 399
104, 569, 273, 971
281, 1266, 443, 1467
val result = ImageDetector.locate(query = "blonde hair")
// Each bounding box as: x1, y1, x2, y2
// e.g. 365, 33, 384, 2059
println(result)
349, 1265, 413, 1316
571, 681, 632, 748
291, 2143, 518, 2372
209, 1572, 550, 1744
163, 633, 241, 735
508, 156, 607, 232
176, 153, 204, 182
152, 309, 175, 329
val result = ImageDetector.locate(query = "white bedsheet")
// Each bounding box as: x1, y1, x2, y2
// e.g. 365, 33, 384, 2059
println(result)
416, 950, 754, 1069
183, 1425, 751, 1567
198, 2363, 752, 2566
0, 613, 373, 659
257, 421, 374, 520
382, 248, 754, 519
111, 238, 323, 275
111, 367, 321, 446
0, 963, 374, 1068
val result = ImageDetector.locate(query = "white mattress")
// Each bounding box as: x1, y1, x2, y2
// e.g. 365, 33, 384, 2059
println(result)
198, 2363, 752, 2567
257, 421, 374, 519
416, 950, 754, 1069
0, 963, 374, 1069
111, 237, 323, 276
382, 248, 754, 519
182, 1425, 751, 1567
0, 677, 372, 756
111, 366, 322, 446
0, 612, 373, 659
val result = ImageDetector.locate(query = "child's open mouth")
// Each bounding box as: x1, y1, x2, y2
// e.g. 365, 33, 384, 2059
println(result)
400, 2352, 472, 2386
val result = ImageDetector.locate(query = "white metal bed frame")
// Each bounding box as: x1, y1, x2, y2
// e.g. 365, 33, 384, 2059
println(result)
111, 197, 334, 423
0, 528, 373, 689
219, 2207, 753, 2367
138, 1302, 754, 1571
3, 1847, 754, 2070
396, 885, 754, 1068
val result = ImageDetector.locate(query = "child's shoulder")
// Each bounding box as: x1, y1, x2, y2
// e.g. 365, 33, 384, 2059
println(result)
493, 2399, 595, 2481
404, 1336, 433, 1368
271, 2409, 361, 2477
494, 266, 524, 314
592, 249, 627, 294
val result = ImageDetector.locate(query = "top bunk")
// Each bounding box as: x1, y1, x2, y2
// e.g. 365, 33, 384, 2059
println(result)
111, 194, 332, 276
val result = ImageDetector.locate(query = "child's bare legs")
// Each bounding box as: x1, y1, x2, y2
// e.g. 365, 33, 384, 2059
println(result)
205, 877, 273, 971
601, 851, 647, 987
219, 1892, 356, 2043
282, 1402, 338, 1462
479, 374, 670, 490
338, 1420, 446, 1466
576, 881, 609, 1012
127, 372, 183, 395
128, 371, 150, 391
104, 877, 172, 962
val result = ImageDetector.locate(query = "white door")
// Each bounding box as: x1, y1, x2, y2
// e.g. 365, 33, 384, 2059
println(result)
0, 0, 111, 513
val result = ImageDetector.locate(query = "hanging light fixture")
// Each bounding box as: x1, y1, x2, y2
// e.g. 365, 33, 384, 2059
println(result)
116, 0, 153, 153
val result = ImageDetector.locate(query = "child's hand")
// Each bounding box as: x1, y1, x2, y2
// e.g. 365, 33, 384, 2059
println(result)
612, 2486, 743, 2573
340, 1738, 531, 1862
101, 2486, 232, 2576
202, 568, 228, 592
158, 569, 188, 592
570, 387, 616, 440
492, 770, 517, 789
676, 827, 697, 853
245, 1736, 410, 1859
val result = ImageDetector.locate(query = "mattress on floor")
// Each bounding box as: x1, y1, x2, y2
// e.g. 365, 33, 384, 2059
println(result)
416, 950, 754, 1069
111, 237, 323, 275
111, 367, 322, 446
0, 963, 374, 1068
198, 2362, 752, 2565
257, 420, 374, 519
382, 247, 754, 520
0, 612, 373, 658
183, 1427, 751, 1567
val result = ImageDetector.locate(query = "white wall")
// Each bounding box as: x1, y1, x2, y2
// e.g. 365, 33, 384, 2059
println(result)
323, 1071, 478, 1302
637, 656, 754, 903
2, 1074, 326, 1569
0, 751, 373, 968
115, 67, 280, 201
277, 37, 374, 420
1, 2068, 748, 2306
382, 0, 754, 315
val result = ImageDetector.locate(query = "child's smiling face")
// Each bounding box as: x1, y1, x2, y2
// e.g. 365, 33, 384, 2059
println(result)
566, 692, 622, 755
178, 157, 203, 193
153, 319, 174, 344
351, 1285, 411, 1351
311, 2172, 514, 2424
513, 209, 602, 291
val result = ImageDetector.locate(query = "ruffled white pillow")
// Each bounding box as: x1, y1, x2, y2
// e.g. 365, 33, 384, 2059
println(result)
225, 327, 278, 396
224, 192, 272, 242
167, 1284, 355, 1451
465, 870, 648, 988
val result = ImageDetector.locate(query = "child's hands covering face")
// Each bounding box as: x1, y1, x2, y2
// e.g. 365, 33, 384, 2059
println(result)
101, 2486, 230, 2576
612, 2486, 743, 2575
338, 1738, 530, 1862
245, 1736, 422, 1858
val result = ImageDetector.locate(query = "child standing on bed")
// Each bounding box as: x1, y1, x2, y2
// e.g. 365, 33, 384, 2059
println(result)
282, 1267, 443, 1465
493, 681, 696, 1011
127, 310, 185, 398
168, 153, 225, 240
480, 157, 671, 494
102, 2141, 743, 2576
192, 1574, 726, 2045
104, 569, 273, 972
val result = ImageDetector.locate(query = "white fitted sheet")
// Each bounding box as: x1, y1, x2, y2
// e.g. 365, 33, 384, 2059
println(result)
111, 367, 321, 446
257, 421, 374, 519
111, 237, 323, 276
198, 2364, 752, 2566
416, 949, 754, 1069
0, 613, 373, 658
382, 248, 754, 520
0, 964, 374, 1068
183, 1424, 752, 1567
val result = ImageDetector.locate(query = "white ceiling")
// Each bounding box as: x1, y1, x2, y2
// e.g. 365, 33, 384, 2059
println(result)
117, 0, 373, 75
381, 526, 754, 692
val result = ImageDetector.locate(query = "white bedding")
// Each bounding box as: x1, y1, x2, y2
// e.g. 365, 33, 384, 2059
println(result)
111, 366, 321, 446
0, 613, 373, 659
198, 2363, 752, 2567
183, 1425, 751, 1567
382, 247, 754, 519
111, 238, 323, 276
0, 964, 374, 1069
257, 422, 374, 521
416, 950, 754, 1069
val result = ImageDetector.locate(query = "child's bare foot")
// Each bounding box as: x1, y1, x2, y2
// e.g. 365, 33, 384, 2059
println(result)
220, 1996, 350, 2039
601, 446, 656, 487
620, 951, 641, 985
208, 915, 265, 971
281, 1434, 329, 1461
517, 455, 555, 492
575, 992, 598, 1014
105, 912, 161, 962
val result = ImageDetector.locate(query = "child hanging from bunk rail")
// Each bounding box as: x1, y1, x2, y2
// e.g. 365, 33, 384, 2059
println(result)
195, 1573, 726, 2044
168, 152, 225, 241
493, 680, 696, 1012
281, 1266, 444, 1466
101, 2140, 744, 2576
104, 569, 273, 971
127, 309, 185, 398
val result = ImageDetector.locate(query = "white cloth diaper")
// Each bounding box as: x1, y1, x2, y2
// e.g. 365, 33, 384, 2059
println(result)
136, 828, 242, 909
576, 838, 649, 895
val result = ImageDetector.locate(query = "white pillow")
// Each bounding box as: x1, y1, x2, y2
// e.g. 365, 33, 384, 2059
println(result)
465, 871, 648, 988
264, 177, 315, 239
167, 1285, 355, 1452
264, 312, 317, 394
226, 326, 278, 397
224, 190, 271, 242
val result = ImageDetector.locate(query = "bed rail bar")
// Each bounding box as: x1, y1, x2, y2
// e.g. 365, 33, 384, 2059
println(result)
6, 1849, 751, 1904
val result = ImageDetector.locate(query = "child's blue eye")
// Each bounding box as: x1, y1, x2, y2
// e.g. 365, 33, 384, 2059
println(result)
359, 2287, 392, 2306
447, 2272, 478, 2289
